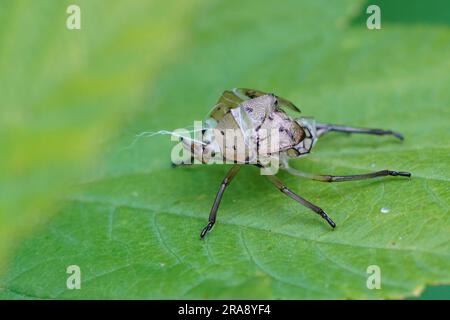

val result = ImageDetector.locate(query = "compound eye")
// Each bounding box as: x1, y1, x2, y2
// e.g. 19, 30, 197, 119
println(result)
287, 148, 300, 157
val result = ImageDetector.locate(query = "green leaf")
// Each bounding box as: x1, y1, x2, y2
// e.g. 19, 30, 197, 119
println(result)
1, 0, 449, 299
0, 0, 200, 273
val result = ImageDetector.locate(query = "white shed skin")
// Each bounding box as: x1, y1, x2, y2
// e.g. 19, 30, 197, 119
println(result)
183, 89, 316, 168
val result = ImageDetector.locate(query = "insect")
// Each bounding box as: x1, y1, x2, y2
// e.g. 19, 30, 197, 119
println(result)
173, 88, 411, 239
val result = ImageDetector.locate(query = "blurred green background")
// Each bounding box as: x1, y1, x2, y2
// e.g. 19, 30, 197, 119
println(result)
0, 0, 449, 299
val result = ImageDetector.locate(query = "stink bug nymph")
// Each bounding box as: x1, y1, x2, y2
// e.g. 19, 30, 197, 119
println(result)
173, 88, 411, 238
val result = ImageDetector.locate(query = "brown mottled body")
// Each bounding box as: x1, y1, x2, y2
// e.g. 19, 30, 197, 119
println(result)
184, 89, 313, 166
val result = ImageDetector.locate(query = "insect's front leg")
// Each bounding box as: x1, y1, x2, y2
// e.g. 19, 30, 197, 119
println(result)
285, 167, 411, 182
316, 122, 404, 140
200, 165, 241, 239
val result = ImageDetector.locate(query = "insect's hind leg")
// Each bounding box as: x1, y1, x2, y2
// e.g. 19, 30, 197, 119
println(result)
200, 165, 241, 239
266, 175, 336, 228
316, 122, 404, 141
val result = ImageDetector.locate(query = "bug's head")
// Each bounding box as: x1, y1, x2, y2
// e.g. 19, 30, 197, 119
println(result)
285, 118, 317, 158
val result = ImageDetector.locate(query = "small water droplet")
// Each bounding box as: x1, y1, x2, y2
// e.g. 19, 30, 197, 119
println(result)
380, 207, 390, 214
160, 263, 165, 267
132, 191, 139, 197
370, 163, 376, 168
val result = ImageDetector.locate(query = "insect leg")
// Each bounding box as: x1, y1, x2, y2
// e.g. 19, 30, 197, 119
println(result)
286, 167, 411, 182
316, 123, 404, 140
171, 162, 194, 168
266, 175, 336, 228
200, 165, 241, 239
